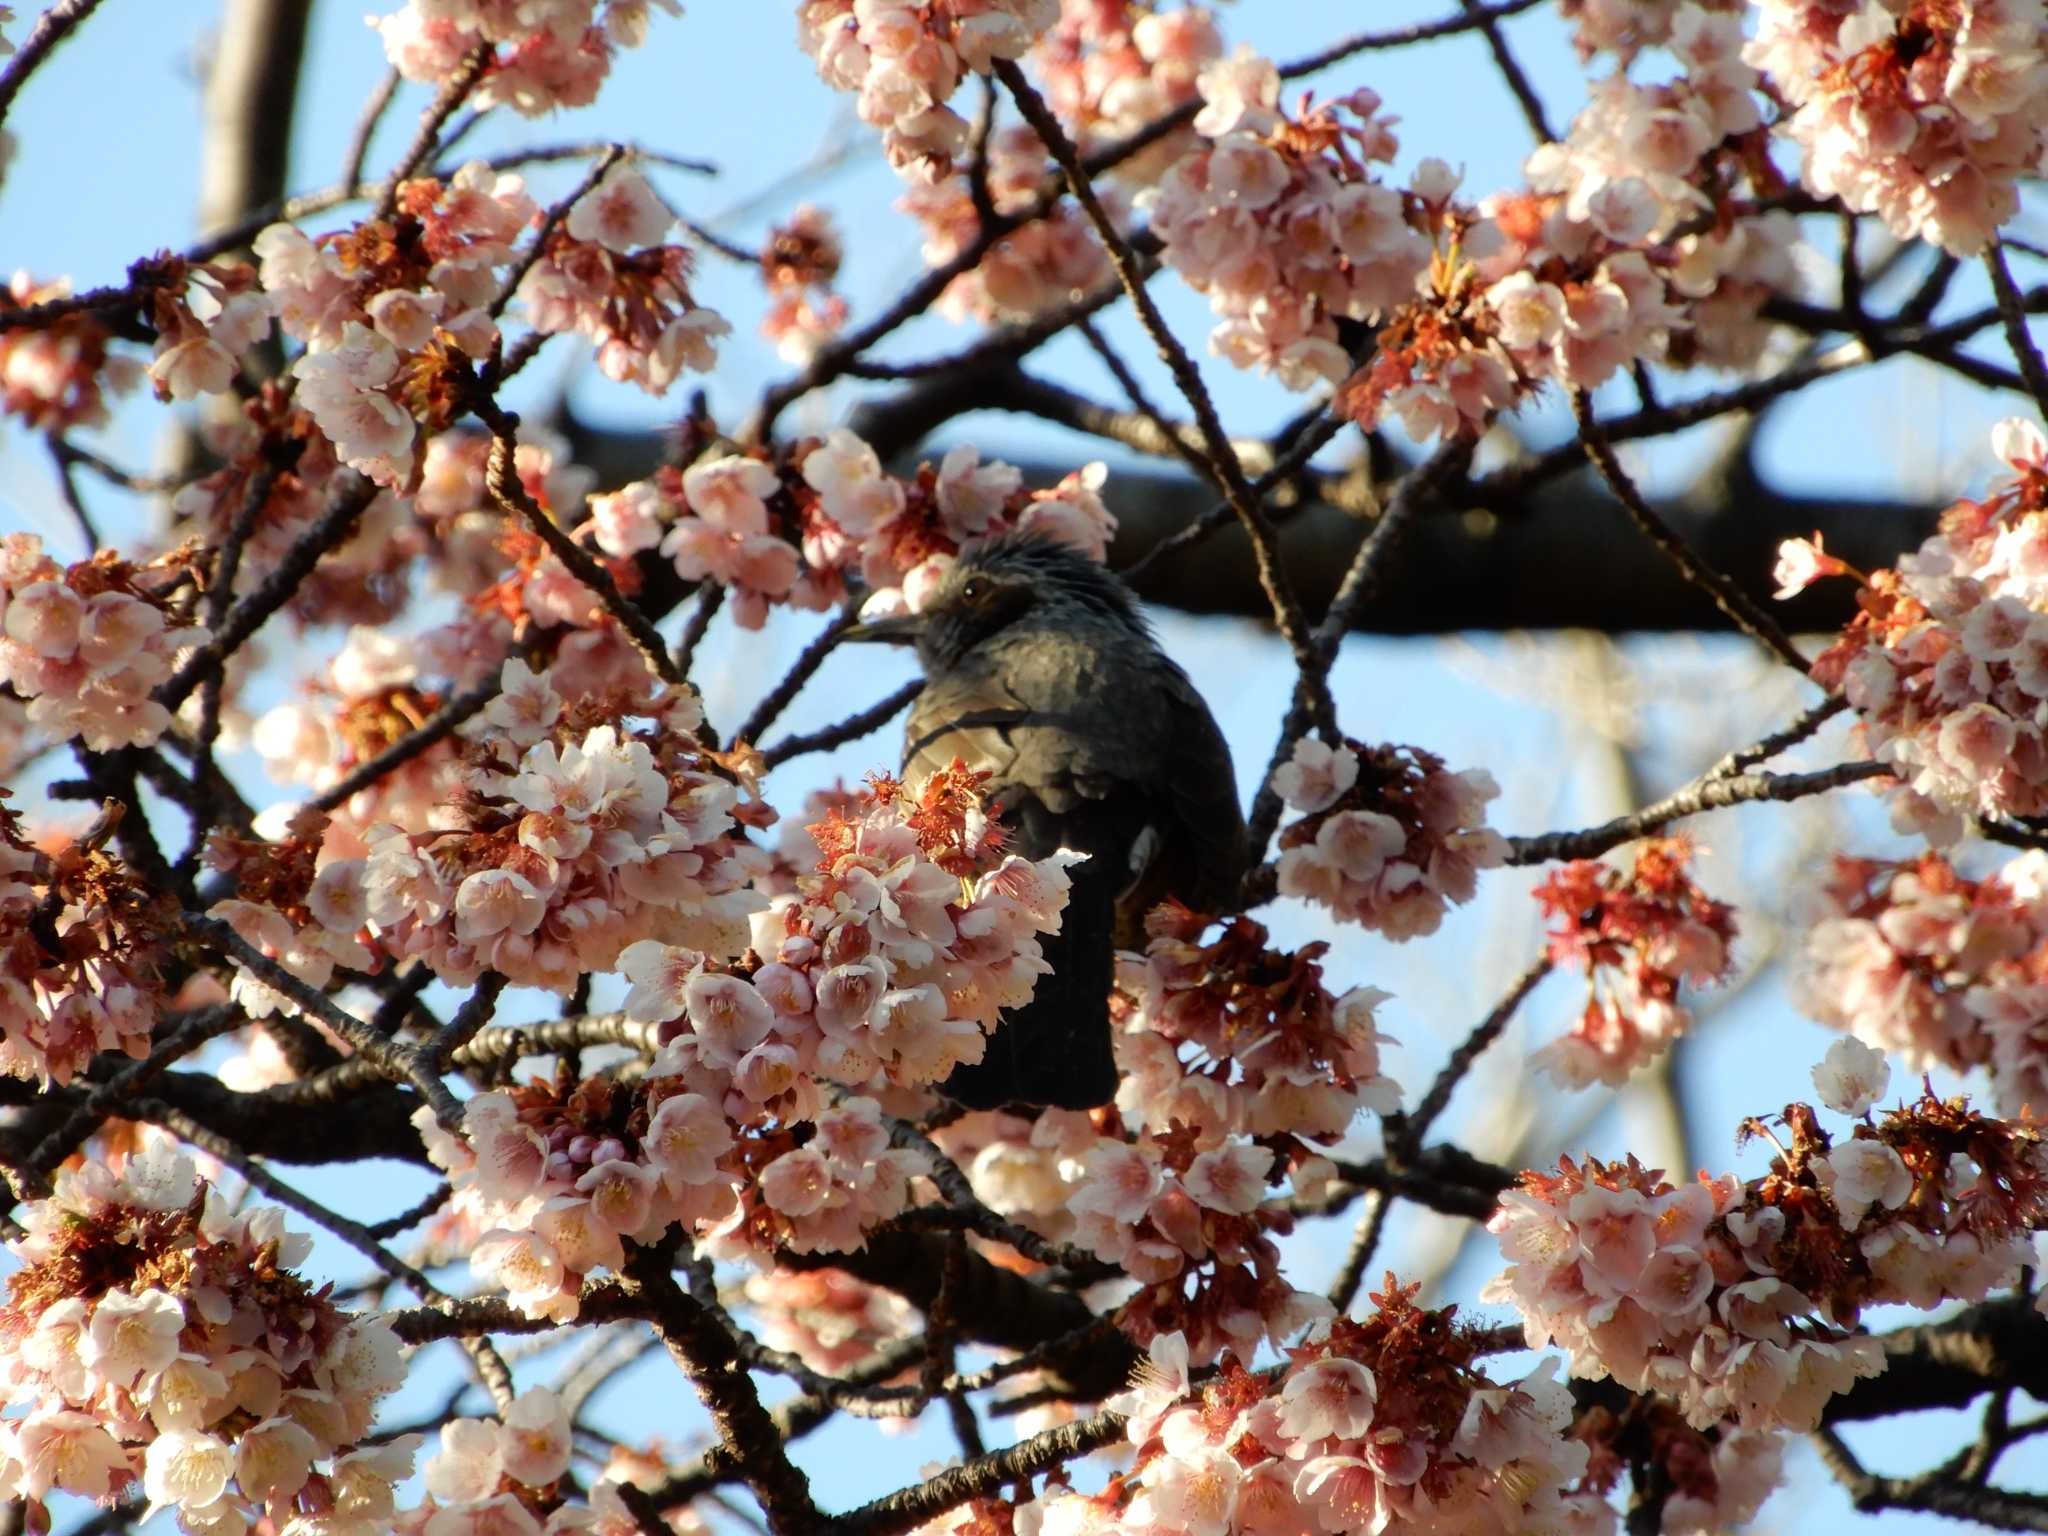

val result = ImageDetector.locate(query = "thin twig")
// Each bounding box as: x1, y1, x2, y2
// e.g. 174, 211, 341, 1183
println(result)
0, 0, 106, 131
342, 67, 403, 192
762, 680, 921, 770
1506, 760, 1890, 865
1987, 238, 2048, 416
374, 45, 492, 219
1569, 388, 1811, 674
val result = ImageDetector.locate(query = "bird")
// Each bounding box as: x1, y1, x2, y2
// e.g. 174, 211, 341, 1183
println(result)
843, 533, 1247, 1110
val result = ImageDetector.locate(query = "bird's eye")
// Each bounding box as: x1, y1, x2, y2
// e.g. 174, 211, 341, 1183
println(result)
962, 578, 988, 602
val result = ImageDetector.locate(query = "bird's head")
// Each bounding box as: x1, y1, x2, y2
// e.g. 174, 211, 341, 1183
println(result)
842, 534, 1146, 671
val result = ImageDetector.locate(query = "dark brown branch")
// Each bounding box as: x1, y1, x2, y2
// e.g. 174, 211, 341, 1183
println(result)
761, 680, 921, 770
1986, 238, 2048, 416
837, 1407, 1128, 1535
624, 1246, 823, 1536
1506, 761, 1890, 865
0, 0, 105, 133
1569, 388, 1811, 673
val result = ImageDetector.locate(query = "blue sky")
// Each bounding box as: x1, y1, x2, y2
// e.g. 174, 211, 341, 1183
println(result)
2, 2, 2043, 1529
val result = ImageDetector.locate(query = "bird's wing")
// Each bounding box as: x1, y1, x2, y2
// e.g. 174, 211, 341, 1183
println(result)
904, 638, 1246, 910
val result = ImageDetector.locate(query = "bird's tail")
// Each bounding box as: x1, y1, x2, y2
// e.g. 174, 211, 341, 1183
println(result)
943, 843, 1120, 1112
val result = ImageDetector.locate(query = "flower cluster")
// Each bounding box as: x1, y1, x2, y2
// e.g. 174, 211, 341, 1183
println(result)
517, 162, 731, 395
408, 1386, 573, 1536
589, 454, 842, 631
704, 761, 1081, 1093
1795, 417, 2048, 839
372, 0, 680, 117
796, 0, 1060, 181
1572, 1399, 1782, 1536
1530, 836, 1737, 1089
417, 1070, 738, 1321
1042, 1283, 1605, 1536
260, 161, 539, 485
1793, 849, 2048, 1118
896, 124, 1113, 324
252, 625, 469, 854
0, 795, 168, 1086
0, 270, 142, 431
1747, 0, 2048, 254
363, 657, 763, 993
1032, 0, 1221, 179
757, 203, 848, 363
204, 812, 376, 1021
801, 430, 1115, 614
143, 254, 273, 401
1113, 902, 1401, 1144
165, 386, 416, 632
0, 1146, 409, 1528
593, 428, 1113, 629
1066, 1127, 1327, 1364
1345, 4, 1795, 439
0, 534, 207, 751
1272, 736, 1506, 940
1557, 0, 1743, 65
1146, 52, 1433, 389
1485, 1076, 2048, 1431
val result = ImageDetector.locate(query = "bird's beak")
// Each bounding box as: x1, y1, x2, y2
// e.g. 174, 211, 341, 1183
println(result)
840, 611, 925, 646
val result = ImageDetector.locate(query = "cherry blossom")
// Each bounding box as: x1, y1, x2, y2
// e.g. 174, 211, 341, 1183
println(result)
1145, 58, 1434, 391
1792, 848, 2048, 1118
1113, 903, 1400, 1145
372, 0, 681, 117
1531, 836, 1738, 1089
0, 271, 143, 431
203, 812, 376, 1022
363, 658, 761, 993
1747, 0, 2048, 254
1032, 0, 1222, 182
757, 203, 848, 362
1273, 736, 1506, 940
0, 795, 167, 1086
796, 0, 1060, 181
1803, 418, 2048, 837
0, 533, 205, 752
1039, 1283, 1606, 1535
0, 1145, 410, 1528
1486, 1082, 2048, 1432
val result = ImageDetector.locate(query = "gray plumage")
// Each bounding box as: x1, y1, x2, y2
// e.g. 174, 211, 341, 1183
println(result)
848, 534, 1247, 1110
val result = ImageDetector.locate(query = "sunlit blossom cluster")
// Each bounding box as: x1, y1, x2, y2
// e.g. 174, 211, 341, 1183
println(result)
717, 761, 1081, 1094
1145, 51, 1437, 390
1066, 1127, 1328, 1363
1530, 836, 1737, 1089
1038, 1284, 1609, 1536
0, 1146, 410, 1529
1272, 736, 1506, 940
1032, 0, 1221, 179
413, 425, 597, 600
1747, 0, 2048, 254
1793, 418, 2048, 841
260, 162, 539, 486
588, 453, 843, 631
0, 533, 206, 752
1486, 1072, 2048, 1432
896, 124, 1114, 324
0, 270, 142, 431
593, 428, 1114, 627
204, 813, 377, 1021
252, 625, 469, 855
143, 254, 273, 403
363, 657, 763, 993
1793, 849, 2048, 1118
757, 203, 849, 363
372, 0, 681, 117
796, 0, 1060, 181
1112, 902, 1401, 1144
416, 1072, 737, 1321
1344, 4, 1795, 440
516, 162, 731, 395
0, 795, 166, 1086
1556, 0, 1743, 65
